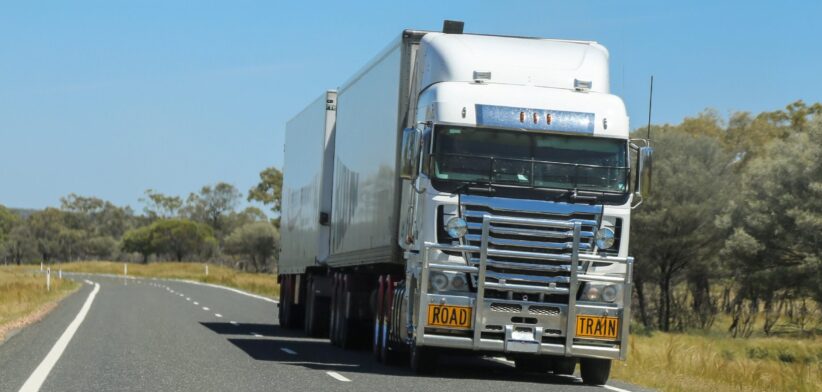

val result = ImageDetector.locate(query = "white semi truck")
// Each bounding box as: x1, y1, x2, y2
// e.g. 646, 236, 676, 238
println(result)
278, 21, 652, 385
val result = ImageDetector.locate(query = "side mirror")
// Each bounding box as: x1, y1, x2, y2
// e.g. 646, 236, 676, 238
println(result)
399, 127, 422, 180
636, 146, 653, 197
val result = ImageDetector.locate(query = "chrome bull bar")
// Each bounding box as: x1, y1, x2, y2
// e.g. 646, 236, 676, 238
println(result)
417, 214, 634, 360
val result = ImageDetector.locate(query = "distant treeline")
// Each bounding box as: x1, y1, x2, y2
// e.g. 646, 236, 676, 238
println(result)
0, 167, 283, 272
631, 100, 822, 336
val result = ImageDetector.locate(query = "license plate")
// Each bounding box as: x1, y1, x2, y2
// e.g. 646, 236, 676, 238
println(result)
576, 315, 619, 339
427, 304, 472, 329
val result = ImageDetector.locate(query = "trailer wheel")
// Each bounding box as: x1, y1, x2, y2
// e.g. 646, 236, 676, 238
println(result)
304, 277, 323, 337
410, 340, 437, 375
279, 275, 291, 327
579, 358, 611, 385
551, 357, 577, 376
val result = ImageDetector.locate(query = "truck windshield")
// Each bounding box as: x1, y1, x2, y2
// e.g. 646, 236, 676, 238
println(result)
431, 125, 629, 193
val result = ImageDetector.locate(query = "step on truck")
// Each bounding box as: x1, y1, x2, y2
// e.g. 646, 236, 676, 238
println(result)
277, 20, 653, 385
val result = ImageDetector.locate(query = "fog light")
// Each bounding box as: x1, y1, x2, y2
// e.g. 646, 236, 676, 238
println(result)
450, 274, 467, 290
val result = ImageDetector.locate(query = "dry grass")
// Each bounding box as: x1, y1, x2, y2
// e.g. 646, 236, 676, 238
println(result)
54, 261, 280, 299
612, 331, 822, 391
0, 265, 80, 342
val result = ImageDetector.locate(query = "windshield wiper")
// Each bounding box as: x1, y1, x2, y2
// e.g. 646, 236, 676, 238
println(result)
454, 180, 495, 194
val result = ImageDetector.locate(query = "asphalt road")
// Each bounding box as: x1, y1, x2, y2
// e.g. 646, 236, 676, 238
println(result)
0, 275, 653, 392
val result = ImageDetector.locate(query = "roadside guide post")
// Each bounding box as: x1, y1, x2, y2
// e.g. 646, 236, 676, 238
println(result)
205, 264, 209, 277
59, 269, 62, 279
46, 267, 51, 292
124, 263, 128, 285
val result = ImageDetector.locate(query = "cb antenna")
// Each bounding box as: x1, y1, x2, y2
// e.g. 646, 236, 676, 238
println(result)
646, 75, 654, 140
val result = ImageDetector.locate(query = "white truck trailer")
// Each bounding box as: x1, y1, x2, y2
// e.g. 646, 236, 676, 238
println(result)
278, 21, 653, 385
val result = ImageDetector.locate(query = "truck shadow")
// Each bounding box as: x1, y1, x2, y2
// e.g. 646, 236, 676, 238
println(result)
200, 321, 586, 386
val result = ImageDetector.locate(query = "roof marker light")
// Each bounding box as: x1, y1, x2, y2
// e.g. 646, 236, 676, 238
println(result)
519, 111, 525, 123
533, 112, 539, 124
546, 113, 553, 125
574, 79, 592, 92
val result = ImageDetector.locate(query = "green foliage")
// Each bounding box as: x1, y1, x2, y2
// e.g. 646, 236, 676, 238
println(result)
248, 167, 283, 215
0, 205, 18, 244
139, 189, 182, 219
121, 226, 154, 263
148, 219, 216, 262
182, 182, 242, 238
224, 221, 279, 272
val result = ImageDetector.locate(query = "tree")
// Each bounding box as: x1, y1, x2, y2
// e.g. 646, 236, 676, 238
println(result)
631, 124, 734, 331
2, 224, 36, 265
248, 167, 283, 216
27, 208, 65, 262
720, 114, 822, 334
225, 222, 279, 272
149, 219, 216, 262
0, 205, 18, 244
140, 189, 183, 219
183, 183, 241, 238
121, 226, 154, 263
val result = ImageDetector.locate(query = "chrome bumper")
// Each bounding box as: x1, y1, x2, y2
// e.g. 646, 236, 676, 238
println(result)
416, 214, 634, 360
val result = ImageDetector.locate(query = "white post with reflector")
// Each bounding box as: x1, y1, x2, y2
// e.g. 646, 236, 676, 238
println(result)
46, 267, 51, 292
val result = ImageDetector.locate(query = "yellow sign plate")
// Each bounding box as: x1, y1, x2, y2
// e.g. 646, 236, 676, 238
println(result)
576, 315, 619, 340
427, 304, 472, 329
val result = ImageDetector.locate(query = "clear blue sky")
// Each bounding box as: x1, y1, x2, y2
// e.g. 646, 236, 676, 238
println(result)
1, 1, 820, 211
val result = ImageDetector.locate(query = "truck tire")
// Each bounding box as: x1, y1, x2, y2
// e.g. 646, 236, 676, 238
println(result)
304, 277, 322, 337
551, 357, 577, 376
580, 358, 611, 385
279, 275, 291, 327
410, 340, 437, 375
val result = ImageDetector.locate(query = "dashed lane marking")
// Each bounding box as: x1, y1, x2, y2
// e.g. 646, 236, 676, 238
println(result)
251, 332, 263, 338
193, 302, 199, 305
229, 321, 238, 326
603, 385, 634, 392
326, 371, 351, 382
280, 348, 297, 355
214, 313, 222, 318
202, 307, 210, 311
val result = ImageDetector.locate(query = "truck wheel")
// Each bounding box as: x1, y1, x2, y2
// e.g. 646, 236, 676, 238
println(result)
304, 277, 318, 336
279, 275, 291, 327
410, 341, 437, 375
550, 357, 577, 375
579, 358, 611, 385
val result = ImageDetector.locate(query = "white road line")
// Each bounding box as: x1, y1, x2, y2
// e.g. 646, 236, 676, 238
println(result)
214, 313, 222, 318
251, 332, 263, 337
280, 348, 297, 355
83, 279, 93, 285
229, 321, 238, 326
202, 307, 210, 311
19, 282, 101, 392
173, 279, 278, 304
326, 371, 351, 382
193, 302, 199, 305
603, 385, 633, 392
186, 298, 191, 301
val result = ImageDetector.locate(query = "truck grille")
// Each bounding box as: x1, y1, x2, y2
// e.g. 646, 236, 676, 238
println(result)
459, 195, 602, 304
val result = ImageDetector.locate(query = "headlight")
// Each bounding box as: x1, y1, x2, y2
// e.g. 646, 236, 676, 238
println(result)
446, 217, 468, 239
581, 283, 620, 303
429, 272, 470, 292
594, 227, 615, 250
430, 272, 449, 291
